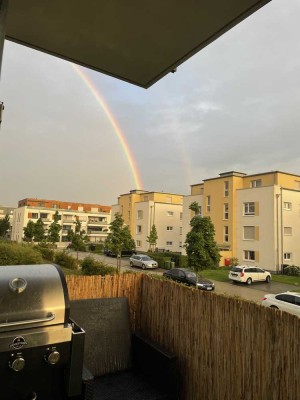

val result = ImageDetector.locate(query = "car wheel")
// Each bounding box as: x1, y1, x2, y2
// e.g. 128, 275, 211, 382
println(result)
130, 261, 133, 267
232, 280, 236, 284
142, 264, 146, 270
266, 275, 271, 283
270, 305, 278, 309
246, 278, 252, 285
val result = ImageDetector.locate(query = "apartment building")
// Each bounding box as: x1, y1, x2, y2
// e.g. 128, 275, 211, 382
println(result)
112, 190, 183, 253
0, 205, 15, 239
182, 171, 300, 272
12, 198, 111, 245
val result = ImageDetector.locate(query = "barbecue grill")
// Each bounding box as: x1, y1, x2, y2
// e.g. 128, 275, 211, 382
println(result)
0, 264, 85, 400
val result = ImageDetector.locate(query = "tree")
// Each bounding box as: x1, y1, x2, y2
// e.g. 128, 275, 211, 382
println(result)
34, 218, 45, 242
47, 211, 61, 245
23, 220, 35, 242
104, 213, 136, 272
147, 224, 158, 251
184, 202, 220, 273
67, 219, 89, 262
0, 214, 10, 238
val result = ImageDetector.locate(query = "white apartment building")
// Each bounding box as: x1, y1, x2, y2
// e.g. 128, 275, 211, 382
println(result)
11, 198, 111, 245
112, 190, 183, 253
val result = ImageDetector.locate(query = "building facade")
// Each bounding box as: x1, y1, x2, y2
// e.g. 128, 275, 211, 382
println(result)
112, 190, 183, 253
182, 171, 300, 272
12, 198, 111, 245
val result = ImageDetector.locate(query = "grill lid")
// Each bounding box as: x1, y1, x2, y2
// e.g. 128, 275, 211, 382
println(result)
0, 264, 69, 332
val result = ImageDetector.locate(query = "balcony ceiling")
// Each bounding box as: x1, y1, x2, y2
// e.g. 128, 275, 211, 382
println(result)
5, 0, 270, 88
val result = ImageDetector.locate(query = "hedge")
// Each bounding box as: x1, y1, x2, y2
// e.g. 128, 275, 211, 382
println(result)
0, 241, 44, 265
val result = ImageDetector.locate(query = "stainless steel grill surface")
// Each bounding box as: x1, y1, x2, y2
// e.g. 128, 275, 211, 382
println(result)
0, 264, 84, 400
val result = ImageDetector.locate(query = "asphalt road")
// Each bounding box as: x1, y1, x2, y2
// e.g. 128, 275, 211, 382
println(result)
71, 251, 297, 304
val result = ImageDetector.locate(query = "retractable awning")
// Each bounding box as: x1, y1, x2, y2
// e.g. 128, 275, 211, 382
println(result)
5, 0, 270, 88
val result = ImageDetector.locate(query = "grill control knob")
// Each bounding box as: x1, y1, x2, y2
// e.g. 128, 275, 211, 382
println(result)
45, 350, 60, 365
9, 357, 25, 372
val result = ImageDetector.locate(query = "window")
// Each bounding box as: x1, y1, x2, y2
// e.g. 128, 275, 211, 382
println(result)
251, 179, 262, 188
284, 252, 292, 260
206, 196, 211, 212
244, 202, 255, 216
284, 227, 292, 235
243, 226, 255, 240
166, 241, 173, 246
224, 181, 229, 197
180, 227, 182, 235
224, 203, 229, 220
167, 226, 173, 231
136, 240, 142, 247
136, 225, 142, 234
224, 226, 229, 242
179, 241, 182, 247
244, 250, 255, 261
284, 202, 292, 210
167, 211, 174, 217
40, 213, 48, 219
180, 212, 183, 220
137, 210, 143, 220
31, 213, 38, 219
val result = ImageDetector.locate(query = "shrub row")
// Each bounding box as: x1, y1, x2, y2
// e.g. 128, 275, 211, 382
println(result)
0, 241, 44, 265
81, 256, 116, 276
283, 265, 300, 276
148, 252, 188, 268
54, 251, 78, 270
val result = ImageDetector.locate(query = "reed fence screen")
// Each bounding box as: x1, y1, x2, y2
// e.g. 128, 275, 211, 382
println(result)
66, 274, 300, 400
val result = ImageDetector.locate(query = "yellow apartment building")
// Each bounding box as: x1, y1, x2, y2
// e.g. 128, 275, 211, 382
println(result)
112, 190, 184, 253
182, 171, 300, 272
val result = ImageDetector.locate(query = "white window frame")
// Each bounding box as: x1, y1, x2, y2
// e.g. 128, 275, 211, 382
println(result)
224, 203, 229, 220
166, 241, 173, 246
283, 202, 292, 210
224, 181, 229, 197
137, 210, 143, 220
136, 240, 142, 247
206, 196, 211, 212
243, 226, 255, 240
284, 252, 292, 261
180, 227, 182, 235
250, 179, 262, 188
244, 202, 255, 216
166, 226, 173, 231
243, 250, 255, 261
136, 225, 142, 234
180, 212, 183, 221
167, 211, 174, 217
224, 226, 229, 243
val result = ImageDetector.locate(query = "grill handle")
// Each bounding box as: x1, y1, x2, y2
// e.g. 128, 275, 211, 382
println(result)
0, 313, 55, 328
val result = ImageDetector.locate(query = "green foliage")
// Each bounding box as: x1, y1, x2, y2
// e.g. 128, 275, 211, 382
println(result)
184, 202, 220, 272
150, 254, 171, 268
147, 224, 158, 251
81, 256, 116, 276
36, 243, 55, 262
230, 257, 239, 267
33, 218, 45, 242
67, 220, 89, 258
47, 211, 61, 244
104, 213, 135, 272
54, 251, 78, 270
283, 265, 300, 276
0, 241, 44, 265
0, 214, 10, 237
189, 201, 201, 215
23, 220, 35, 241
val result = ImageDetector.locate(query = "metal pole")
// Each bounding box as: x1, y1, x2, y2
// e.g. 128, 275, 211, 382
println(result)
0, 0, 8, 78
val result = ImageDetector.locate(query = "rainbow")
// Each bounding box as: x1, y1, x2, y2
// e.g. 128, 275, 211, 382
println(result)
72, 64, 143, 190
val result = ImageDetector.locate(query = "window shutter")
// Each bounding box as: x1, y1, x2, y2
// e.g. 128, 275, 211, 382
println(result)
28, 212, 32, 218
255, 226, 259, 240
255, 251, 259, 262
255, 202, 259, 216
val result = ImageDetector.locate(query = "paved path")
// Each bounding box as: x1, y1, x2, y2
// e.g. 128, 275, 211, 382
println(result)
70, 251, 297, 304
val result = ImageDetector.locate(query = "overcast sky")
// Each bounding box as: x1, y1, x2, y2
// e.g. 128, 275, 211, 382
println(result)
0, 0, 299, 207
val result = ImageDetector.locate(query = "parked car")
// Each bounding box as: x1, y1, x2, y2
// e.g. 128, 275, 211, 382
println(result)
228, 265, 271, 285
104, 249, 136, 257
129, 254, 158, 269
262, 292, 300, 317
163, 268, 215, 291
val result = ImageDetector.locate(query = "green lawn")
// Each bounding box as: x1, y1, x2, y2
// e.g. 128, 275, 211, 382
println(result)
201, 267, 300, 287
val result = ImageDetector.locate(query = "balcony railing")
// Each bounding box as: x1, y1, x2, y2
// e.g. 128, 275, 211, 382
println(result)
88, 220, 108, 225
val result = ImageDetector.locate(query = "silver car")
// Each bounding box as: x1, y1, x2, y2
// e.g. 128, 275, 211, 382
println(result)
129, 254, 158, 270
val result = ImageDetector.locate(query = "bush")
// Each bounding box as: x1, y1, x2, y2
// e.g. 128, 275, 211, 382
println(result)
0, 241, 44, 265
149, 252, 188, 268
283, 265, 300, 276
35, 244, 55, 262
89, 243, 104, 253
54, 251, 78, 270
81, 256, 116, 276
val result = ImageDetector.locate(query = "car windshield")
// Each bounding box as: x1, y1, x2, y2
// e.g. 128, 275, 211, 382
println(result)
141, 256, 152, 261
231, 267, 242, 272
186, 272, 196, 278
